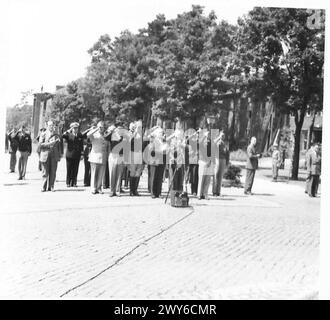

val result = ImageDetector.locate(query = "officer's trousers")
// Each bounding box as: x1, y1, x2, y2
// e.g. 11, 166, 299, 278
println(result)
198, 160, 213, 198
41, 157, 58, 191
213, 158, 226, 195
108, 153, 124, 194
308, 175, 320, 197
244, 169, 256, 193
149, 164, 165, 197
10, 152, 17, 172
66, 157, 80, 186
84, 155, 91, 186
18, 151, 29, 179
90, 162, 105, 193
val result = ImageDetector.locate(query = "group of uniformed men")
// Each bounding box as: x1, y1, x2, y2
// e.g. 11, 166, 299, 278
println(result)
6, 120, 231, 199
5, 120, 321, 199
5, 125, 32, 180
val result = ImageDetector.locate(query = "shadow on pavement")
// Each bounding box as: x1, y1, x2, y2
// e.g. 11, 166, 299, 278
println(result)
232, 163, 274, 171
221, 194, 247, 198
54, 189, 86, 192
168, 205, 194, 209
4, 183, 29, 186
209, 197, 236, 201
264, 174, 305, 182
108, 193, 155, 198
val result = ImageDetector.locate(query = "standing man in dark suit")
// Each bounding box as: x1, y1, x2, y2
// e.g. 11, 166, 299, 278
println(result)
306, 143, 321, 197
39, 120, 62, 192
12, 125, 32, 180
7, 127, 18, 173
62, 122, 84, 187
244, 136, 262, 195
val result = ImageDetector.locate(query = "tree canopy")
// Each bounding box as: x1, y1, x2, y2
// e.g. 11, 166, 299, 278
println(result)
50, 6, 324, 179
236, 7, 324, 178
52, 5, 238, 127
6, 104, 33, 131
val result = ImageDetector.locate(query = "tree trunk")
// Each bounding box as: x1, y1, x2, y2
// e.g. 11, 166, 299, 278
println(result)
229, 92, 237, 150
308, 111, 316, 149
145, 103, 152, 129
193, 115, 197, 129
291, 108, 306, 180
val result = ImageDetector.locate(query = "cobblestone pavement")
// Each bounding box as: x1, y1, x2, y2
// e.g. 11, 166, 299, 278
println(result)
0, 154, 320, 299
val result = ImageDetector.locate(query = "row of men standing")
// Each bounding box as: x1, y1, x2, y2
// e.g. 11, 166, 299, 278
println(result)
6, 122, 321, 199
5, 126, 32, 180
35, 120, 230, 199
83, 121, 230, 199
244, 138, 321, 197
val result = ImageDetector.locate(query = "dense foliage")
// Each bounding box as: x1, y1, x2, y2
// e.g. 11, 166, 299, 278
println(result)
50, 6, 324, 179
236, 7, 324, 178
6, 104, 33, 131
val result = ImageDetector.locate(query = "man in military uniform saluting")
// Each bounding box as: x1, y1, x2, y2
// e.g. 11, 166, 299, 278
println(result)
62, 122, 85, 187
7, 126, 18, 173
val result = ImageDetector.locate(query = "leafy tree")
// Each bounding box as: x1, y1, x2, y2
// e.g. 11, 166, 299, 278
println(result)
6, 104, 33, 131
6, 90, 34, 131
150, 6, 235, 123
85, 32, 158, 126
237, 7, 324, 179
67, 6, 237, 130
49, 6, 323, 180
51, 78, 104, 131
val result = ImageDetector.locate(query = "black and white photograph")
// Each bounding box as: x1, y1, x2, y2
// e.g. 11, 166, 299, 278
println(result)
0, 0, 329, 301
